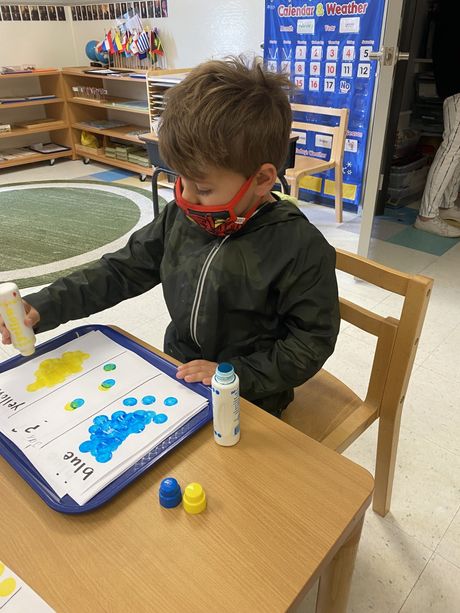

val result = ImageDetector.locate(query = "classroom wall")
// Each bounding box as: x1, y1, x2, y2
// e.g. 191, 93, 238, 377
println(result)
0, 1, 265, 71
0, 5, 77, 67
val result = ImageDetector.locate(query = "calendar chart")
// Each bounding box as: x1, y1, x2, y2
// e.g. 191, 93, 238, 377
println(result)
264, 0, 386, 208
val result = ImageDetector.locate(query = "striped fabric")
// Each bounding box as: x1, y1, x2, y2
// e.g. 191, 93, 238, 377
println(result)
420, 93, 460, 217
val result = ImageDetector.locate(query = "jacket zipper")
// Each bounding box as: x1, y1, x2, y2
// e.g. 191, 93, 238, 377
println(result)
190, 235, 230, 348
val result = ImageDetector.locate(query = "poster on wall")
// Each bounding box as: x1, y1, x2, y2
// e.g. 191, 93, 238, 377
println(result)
0, 5, 67, 22
68, 2, 168, 22
264, 0, 386, 209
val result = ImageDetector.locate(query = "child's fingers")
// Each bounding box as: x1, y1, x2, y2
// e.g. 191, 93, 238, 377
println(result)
23, 301, 40, 328
0, 320, 12, 344
176, 360, 216, 384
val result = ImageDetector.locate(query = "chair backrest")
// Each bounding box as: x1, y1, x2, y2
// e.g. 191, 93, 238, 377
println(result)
291, 103, 349, 164
335, 249, 432, 423
281, 248, 433, 515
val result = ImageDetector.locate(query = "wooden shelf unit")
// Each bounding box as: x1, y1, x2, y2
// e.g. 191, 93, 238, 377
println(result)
74, 144, 153, 178
147, 69, 189, 131
0, 70, 74, 170
62, 67, 188, 180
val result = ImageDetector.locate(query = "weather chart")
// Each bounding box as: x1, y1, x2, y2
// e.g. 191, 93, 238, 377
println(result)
0, 330, 208, 507
264, 0, 386, 209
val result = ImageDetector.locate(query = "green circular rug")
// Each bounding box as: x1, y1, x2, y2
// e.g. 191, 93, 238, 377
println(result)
0, 181, 167, 289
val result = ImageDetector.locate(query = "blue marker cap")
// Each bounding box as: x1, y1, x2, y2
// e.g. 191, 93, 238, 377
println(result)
159, 477, 182, 508
215, 362, 235, 385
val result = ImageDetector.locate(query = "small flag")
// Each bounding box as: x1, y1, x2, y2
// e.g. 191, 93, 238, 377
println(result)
137, 30, 150, 53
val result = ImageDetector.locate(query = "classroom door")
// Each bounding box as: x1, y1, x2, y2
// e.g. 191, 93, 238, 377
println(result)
357, 0, 410, 256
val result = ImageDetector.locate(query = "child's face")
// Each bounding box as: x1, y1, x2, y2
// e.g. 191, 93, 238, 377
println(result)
180, 165, 272, 216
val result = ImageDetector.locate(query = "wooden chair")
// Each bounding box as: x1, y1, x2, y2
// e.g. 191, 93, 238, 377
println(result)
281, 249, 433, 516
286, 104, 349, 223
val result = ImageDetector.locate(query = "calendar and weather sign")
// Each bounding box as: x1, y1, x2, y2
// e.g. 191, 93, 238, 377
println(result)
264, 0, 386, 209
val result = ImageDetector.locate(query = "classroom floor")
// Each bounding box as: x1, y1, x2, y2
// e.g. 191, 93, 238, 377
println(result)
1, 159, 459, 612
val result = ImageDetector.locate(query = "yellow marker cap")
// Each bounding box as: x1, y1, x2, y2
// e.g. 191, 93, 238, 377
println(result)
182, 482, 207, 514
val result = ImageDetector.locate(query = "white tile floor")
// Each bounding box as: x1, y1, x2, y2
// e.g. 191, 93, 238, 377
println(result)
1, 160, 459, 612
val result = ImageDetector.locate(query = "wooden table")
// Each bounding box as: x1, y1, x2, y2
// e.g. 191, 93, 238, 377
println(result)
0, 340, 373, 613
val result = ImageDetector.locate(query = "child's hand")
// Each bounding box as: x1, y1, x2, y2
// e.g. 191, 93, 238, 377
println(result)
0, 300, 40, 345
176, 360, 217, 386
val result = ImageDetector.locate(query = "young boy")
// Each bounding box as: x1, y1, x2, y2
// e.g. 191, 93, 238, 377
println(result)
0, 58, 340, 417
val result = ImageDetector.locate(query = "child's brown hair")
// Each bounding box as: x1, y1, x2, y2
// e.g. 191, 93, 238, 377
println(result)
158, 57, 292, 179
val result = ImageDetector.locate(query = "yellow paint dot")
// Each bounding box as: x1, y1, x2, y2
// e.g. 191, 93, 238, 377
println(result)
64, 402, 74, 411
98, 385, 109, 392
27, 351, 90, 392
0, 577, 16, 597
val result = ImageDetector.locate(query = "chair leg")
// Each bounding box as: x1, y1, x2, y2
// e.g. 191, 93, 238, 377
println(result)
373, 411, 402, 516
334, 164, 343, 223
287, 177, 300, 200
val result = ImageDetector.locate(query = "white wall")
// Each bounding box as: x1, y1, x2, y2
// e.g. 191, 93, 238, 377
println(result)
0, 7, 77, 67
0, 1, 265, 70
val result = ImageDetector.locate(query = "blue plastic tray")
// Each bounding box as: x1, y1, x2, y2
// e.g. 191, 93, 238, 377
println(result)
0, 324, 212, 513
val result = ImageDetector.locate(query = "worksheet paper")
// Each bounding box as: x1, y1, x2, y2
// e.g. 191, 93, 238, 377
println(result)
0, 560, 54, 612
0, 331, 208, 505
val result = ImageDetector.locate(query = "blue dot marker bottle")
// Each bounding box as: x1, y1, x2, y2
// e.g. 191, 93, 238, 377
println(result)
211, 362, 240, 446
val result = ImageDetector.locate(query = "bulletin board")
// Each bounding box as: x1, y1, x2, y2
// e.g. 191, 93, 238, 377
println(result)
264, 0, 387, 209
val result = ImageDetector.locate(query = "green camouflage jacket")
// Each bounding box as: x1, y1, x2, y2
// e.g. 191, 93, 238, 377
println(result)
27, 196, 340, 416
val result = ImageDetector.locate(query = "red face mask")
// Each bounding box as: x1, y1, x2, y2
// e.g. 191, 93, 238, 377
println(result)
174, 176, 263, 237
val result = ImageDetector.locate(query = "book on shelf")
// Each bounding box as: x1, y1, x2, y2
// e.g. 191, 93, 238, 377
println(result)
0, 147, 37, 160
148, 73, 189, 86
29, 142, 71, 154
26, 94, 57, 101
16, 118, 62, 128
126, 128, 149, 136
80, 119, 129, 130
83, 68, 123, 75
0, 96, 27, 104
109, 99, 149, 110
0, 66, 33, 74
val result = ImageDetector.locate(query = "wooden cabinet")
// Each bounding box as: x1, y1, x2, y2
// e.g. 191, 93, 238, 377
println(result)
0, 69, 74, 170
62, 67, 187, 180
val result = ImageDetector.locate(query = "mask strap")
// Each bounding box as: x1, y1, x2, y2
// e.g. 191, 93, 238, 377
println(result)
174, 175, 255, 211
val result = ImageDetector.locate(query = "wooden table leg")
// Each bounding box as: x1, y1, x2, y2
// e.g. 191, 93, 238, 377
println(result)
315, 516, 364, 613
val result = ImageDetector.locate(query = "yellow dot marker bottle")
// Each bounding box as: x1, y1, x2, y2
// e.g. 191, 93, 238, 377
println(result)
0, 282, 35, 356
182, 482, 207, 514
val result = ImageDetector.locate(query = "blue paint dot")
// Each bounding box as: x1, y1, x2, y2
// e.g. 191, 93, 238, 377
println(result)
164, 396, 178, 406
96, 451, 112, 463
79, 404, 169, 465
70, 398, 85, 409
94, 415, 109, 425
79, 440, 93, 453
101, 379, 116, 389
123, 397, 138, 407
142, 395, 156, 405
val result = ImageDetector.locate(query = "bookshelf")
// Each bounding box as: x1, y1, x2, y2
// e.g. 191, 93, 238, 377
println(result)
147, 70, 189, 131
62, 67, 188, 181
0, 69, 74, 170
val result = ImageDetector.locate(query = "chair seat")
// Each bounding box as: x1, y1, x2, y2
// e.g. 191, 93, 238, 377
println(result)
286, 156, 334, 178
281, 369, 378, 453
